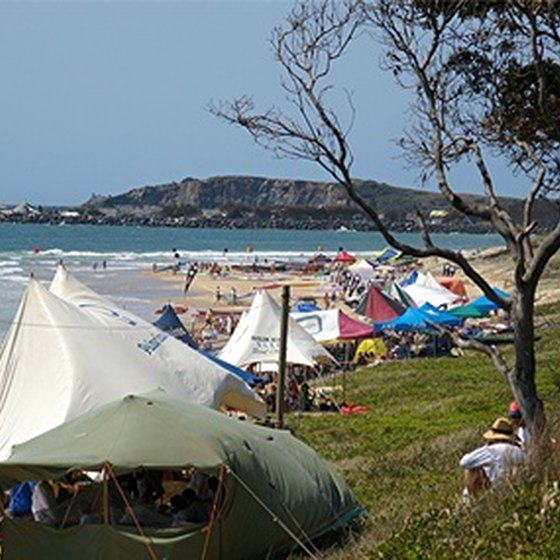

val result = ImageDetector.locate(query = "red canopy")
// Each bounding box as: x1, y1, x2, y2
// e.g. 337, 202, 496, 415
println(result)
333, 250, 356, 264
357, 285, 405, 322
338, 310, 374, 340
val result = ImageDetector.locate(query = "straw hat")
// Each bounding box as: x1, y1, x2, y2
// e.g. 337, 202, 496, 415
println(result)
483, 417, 518, 444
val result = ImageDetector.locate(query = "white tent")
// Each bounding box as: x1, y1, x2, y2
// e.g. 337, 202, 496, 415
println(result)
218, 290, 335, 368
0, 269, 265, 460
403, 272, 461, 308
347, 258, 376, 282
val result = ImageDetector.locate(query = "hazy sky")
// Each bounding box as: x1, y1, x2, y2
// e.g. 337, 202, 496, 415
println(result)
1, 0, 527, 206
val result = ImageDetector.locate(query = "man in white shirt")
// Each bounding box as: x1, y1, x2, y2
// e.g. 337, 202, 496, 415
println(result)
460, 416, 525, 499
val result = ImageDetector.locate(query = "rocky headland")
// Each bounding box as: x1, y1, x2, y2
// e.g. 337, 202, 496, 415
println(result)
2, 175, 557, 233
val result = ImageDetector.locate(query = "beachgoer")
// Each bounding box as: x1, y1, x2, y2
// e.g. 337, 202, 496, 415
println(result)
230, 286, 238, 305
459, 416, 525, 500
215, 285, 222, 303
171, 488, 209, 526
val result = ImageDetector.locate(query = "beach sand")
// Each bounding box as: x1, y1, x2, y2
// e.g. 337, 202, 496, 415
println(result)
140, 247, 560, 344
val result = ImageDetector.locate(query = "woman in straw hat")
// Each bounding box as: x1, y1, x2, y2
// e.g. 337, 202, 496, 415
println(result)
459, 416, 525, 499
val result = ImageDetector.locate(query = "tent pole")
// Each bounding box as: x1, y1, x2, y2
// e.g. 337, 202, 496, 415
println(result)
276, 285, 290, 429
102, 462, 109, 526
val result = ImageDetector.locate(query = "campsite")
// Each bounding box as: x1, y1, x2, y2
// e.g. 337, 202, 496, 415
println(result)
0, 245, 560, 558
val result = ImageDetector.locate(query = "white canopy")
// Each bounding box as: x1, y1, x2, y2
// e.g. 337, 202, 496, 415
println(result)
218, 290, 335, 368
347, 259, 376, 282
0, 267, 265, 459
403, 272, 460, 308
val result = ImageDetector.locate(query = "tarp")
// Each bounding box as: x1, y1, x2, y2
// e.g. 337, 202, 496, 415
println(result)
0, 391, 361, 560
374, 303, 463, 332
0, 268, 265, 460
291, 309, 373, 342
355, 285, 406, 322
219, 290, 335, 368
470, 287, 511, 312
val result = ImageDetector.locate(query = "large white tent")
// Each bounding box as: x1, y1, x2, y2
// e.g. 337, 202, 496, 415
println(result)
219, 290, 335, 368
0, 267, 265, 460
403, 272, 462, 308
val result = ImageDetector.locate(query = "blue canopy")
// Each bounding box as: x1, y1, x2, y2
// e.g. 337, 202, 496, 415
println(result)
292, 301, 320, 313
153, 304, 257, 386
470, 287, 511, 312
153, 304, 198, 348
200, 351, 258, 387
374, 303, 463, 332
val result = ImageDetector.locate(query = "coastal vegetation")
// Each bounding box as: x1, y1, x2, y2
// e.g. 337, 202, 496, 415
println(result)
285, 297, 560, 558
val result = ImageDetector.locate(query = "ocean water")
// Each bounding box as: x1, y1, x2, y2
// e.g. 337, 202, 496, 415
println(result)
0, 222, 502, 342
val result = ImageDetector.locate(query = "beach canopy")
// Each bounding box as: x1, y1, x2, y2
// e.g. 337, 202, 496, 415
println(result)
372, 247, 400, 263
153, 303, 199, 348
374, 303, 463, 332
355, 285, 406, 322
448, 303, 489, 319
435, 276, 468, 300
347, 258, 377, 282
291, 308, 373, 342
0, 390, 361, 560
219, 290, 335, 368
0, 267, 265, 460
402, 272, 463, 308
332, 250, 356, 264
470, 287, 511, 312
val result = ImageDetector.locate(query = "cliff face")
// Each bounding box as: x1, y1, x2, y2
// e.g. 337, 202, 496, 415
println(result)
85, 176, 352, 214
78, 175, 558, 233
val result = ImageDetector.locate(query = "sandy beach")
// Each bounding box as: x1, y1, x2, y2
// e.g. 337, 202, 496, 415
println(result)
143, 248, 560, 340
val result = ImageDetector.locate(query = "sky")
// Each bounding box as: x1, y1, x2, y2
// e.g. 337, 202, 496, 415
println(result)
0, 0, 527, 207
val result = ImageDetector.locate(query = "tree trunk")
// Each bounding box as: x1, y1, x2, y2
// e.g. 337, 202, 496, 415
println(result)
509, 285, 546, 441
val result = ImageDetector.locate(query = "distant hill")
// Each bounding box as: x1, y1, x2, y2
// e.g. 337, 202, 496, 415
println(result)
79, 175, 558, 233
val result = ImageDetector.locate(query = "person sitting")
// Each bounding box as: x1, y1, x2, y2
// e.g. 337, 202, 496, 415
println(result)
171, 488, 209, 526
31, 480, 59, 526
459, 416, 525, 500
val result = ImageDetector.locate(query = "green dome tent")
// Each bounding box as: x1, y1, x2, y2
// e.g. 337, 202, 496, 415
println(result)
0, 391, 361, 560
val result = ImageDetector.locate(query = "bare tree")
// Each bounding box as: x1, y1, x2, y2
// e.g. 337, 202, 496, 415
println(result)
209, 0, 560, 441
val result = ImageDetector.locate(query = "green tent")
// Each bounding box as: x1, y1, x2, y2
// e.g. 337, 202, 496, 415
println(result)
0, 391, 361, 560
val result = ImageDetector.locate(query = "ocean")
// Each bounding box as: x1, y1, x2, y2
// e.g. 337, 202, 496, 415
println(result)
0, 222, 502, 343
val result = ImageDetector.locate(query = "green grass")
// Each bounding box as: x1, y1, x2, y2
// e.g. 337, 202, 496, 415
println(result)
285, 309, 560, 558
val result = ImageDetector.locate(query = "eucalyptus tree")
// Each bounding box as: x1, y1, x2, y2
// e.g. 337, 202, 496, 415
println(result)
210, 0, 560, 440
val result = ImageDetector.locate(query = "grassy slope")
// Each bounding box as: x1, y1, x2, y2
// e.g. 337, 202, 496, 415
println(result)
285, 301, 560, 558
